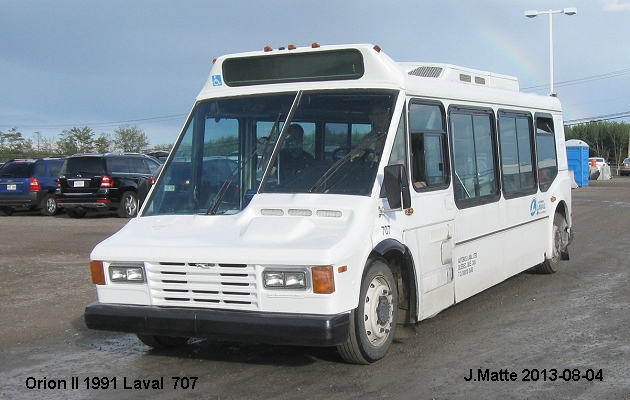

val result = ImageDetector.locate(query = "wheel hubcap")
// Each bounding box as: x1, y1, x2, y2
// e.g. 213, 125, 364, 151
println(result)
46, 198, 56, 213
363, 275, 393, 346
125, 196, 137, 215
552, 225, 561, 262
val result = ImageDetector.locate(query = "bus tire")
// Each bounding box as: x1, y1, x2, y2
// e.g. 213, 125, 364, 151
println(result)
536, 213, 567, 274
136, 334, 189, 349
337, 258, 398, 364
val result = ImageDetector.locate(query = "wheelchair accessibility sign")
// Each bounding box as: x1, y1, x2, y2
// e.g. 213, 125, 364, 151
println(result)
212, 75, 223, 86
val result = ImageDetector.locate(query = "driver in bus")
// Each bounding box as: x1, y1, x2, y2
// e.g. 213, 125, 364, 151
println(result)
369, 103, 391, 136
279, 123, 314, 179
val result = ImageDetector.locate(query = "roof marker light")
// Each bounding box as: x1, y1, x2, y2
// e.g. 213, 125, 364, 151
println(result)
288, 44, 296, 50
311, 42, 320, 48
264, 45, 273, 52
373, 44, 382, 52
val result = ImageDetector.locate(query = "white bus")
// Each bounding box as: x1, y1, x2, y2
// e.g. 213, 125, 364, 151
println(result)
85, 43, 573, 364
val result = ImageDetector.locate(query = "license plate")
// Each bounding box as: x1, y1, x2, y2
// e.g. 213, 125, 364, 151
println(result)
73, 181, 85, 188
7, 184, 16, 190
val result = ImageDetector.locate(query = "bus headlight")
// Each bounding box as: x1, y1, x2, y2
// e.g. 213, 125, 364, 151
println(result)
109, 265, 145, 283
263, 270, 307, 289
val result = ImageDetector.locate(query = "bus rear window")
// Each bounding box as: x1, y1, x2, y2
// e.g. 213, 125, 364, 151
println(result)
223, 49, 364, 86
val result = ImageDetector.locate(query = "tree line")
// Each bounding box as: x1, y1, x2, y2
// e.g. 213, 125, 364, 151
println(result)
3, 120, 629, 165
565, 121, 630, 165
0, 125, 172, 162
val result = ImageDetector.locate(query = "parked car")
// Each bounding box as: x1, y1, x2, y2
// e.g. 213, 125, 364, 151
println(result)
146, 150, 169, 162
588, 157, 608, 167
56, 153, 161, 218
0, 157, 65, 216
619, 158, 630, 176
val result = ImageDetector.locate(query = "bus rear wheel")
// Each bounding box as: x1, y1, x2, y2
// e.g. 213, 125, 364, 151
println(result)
337, 258, 398, 364
136, 334, 190, 349
536, 212, 567, 274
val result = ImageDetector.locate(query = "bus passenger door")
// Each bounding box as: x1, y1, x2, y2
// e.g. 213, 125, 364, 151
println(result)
449, 108, 505, 302
402, 101, 456, 320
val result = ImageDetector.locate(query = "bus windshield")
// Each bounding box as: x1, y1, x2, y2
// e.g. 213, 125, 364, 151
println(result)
143, 90, 397, 216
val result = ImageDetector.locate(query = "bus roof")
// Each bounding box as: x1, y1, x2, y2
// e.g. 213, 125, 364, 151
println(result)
197, 43, 561, 111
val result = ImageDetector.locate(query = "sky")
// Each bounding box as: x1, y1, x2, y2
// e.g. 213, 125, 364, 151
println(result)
1, 0, 630, 147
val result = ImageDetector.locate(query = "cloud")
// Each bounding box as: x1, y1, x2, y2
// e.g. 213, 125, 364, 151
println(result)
603, 0, 630, 11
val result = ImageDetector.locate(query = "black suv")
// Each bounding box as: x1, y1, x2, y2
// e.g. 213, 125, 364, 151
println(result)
0, 157, 65, 216
56, 153, 161, 218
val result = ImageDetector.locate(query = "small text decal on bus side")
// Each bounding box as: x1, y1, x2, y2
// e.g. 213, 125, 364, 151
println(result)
457, 252, 477, 277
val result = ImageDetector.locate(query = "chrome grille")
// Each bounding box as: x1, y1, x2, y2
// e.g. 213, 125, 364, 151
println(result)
145, 262, 258, 310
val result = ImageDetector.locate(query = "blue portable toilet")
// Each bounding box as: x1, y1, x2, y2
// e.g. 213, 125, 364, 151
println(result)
566, 139, 589, 186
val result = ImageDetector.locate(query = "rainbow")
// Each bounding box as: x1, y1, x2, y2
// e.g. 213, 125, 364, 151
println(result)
450, 3, 543, 87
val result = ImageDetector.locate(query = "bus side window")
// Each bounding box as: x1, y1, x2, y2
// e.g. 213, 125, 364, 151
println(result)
411, 135, 426, 188
498, 111, 536, 197
535, 115, 558, 192
450, 108, 499, 204
424, 134, 448, 186
409, 101, 448, 190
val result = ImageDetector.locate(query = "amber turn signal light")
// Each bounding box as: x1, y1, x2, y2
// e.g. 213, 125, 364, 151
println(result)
312, 266, 335, 294
90, 261, 106, 285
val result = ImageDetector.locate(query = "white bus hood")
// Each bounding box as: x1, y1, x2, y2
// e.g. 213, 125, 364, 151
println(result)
91, 194, 375, 266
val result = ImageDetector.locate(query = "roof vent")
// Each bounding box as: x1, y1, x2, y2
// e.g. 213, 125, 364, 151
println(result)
408, 66, 443, 78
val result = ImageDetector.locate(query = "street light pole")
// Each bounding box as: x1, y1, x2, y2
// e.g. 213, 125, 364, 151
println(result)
525, 7, 577, 95
548, 11, 555, 94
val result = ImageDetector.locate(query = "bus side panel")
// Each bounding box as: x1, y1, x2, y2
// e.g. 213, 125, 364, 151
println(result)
499, 195, 549, 278
452, 200, 548, 303
403, 220, 456, 321
400, 187, 457, 320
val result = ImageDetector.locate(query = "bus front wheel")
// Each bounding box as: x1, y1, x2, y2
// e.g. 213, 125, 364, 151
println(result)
337, 258, 398, 364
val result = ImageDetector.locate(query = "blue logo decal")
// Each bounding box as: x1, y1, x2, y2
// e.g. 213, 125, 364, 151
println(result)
530, 198, 537, 216
212, 75, 223, 86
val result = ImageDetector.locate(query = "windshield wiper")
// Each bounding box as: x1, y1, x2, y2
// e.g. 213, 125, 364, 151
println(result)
308, 132, 385, 193
208, 91, 311, 214
207, 142, 263, 215
207, 114, 283, 215
258, 91, 303, 191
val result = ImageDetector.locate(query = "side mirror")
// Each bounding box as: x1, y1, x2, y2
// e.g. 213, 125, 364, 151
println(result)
383, 164, 411, 210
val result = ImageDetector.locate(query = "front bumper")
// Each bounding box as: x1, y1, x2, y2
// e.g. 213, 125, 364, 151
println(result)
84, 302, 350, 347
